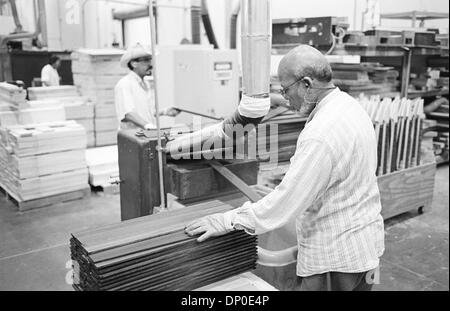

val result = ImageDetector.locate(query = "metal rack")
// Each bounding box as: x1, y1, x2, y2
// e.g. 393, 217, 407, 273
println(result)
380, 11, 449, 28
331, 43, 448, 98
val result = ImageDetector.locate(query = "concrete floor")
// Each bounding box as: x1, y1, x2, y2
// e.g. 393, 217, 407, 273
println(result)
0, 165, 448, 291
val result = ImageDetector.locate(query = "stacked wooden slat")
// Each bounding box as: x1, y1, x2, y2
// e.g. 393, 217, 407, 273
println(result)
70, 202, 257, 291
426, 102, 449, 130
71, 49, 126, 147
0, 106, 66, 128
85, 146, 119, 189
359, 95, 425, 176
0, 120, 88, 203
427, 102, 449, 164
254, 110, 306, 166
22, 88, 95, 147
0, 82, 27, 111
421, 120, 439, 165
433, 132, 449, 163
27, 86, 80, 100
332, 63, 400, 97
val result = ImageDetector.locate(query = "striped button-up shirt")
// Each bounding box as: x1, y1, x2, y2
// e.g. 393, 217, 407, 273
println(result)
225, 88, 385, 277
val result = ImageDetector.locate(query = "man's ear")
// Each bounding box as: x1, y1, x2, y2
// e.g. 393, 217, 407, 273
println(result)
302, 77, 313, 88
130, 61, 137, 69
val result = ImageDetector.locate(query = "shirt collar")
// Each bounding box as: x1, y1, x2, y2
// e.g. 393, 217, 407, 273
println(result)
128, 70, 144, 83
128, 70, 148, 90
306, 87, 341, 123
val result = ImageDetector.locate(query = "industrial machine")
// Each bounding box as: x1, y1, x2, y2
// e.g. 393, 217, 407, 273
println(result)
116, 45, 241, 221
272, 16, 349, 50
117, 129, 259, 221
154, 45, 240, 125
343, 29, 440, 47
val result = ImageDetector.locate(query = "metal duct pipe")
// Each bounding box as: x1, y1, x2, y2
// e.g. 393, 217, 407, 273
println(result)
201, 0, 219, 49
165, 0, 272, 157
0, 0, 44, 48
241, 0, 271, 97
36, 0, 47, 47
148, 0, 165, 209
191, 0, 201, 44
9, 0, 23, 33
112, 6, 149, 20
229, 0, 240, 49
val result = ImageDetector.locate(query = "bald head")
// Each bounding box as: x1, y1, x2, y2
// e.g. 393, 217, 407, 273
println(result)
278, 45, 332, 83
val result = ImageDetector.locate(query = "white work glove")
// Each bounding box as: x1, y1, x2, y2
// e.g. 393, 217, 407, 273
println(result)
185, 212, 235, 242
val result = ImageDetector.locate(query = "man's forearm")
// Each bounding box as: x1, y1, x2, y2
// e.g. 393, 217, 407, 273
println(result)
123, 112, 148, 129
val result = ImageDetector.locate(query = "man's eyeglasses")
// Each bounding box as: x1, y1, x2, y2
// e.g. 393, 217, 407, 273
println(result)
134, 57, 152, 63
279, 77, 304, 98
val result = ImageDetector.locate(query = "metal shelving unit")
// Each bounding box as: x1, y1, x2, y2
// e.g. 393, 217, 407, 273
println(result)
408, 89, 449, 99
332, 44, 448, 98
332, 41, 449, 166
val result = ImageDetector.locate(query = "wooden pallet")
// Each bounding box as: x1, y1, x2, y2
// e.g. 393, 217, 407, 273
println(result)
0, 185, 90, 212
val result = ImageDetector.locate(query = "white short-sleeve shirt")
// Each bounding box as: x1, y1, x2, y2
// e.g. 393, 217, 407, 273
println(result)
114, 71, 156, 129
41, 64, 60, 86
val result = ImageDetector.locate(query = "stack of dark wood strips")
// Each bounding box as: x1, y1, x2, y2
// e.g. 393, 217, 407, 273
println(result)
70, 201, 257, 291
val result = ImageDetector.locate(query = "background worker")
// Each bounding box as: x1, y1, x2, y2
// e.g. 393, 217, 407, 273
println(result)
41, 55, 61, 87
115, 43, 180, 130
185, 45, 385, 291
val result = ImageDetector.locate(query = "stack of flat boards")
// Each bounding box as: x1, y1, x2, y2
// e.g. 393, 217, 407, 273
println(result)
421, 120, 439, 165
0, 120, 89, 208
427, 102, 449, 163
22, 96, 95, 147
27, 86, 80, 100
426, 102, 449, 130
85, 145, 119, 188
70, 202, 257, 291
256, 109, 307, 166
71, 49, 126, 147
359, 95, 425, 176
0, 106, 66, 128
331, 63, 400, 97
26, 86, 95, 147
0, 82, 27, 111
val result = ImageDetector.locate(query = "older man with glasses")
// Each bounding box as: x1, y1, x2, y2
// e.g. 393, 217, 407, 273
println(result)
185, 45, 385, 291
115, 43, 179, 130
